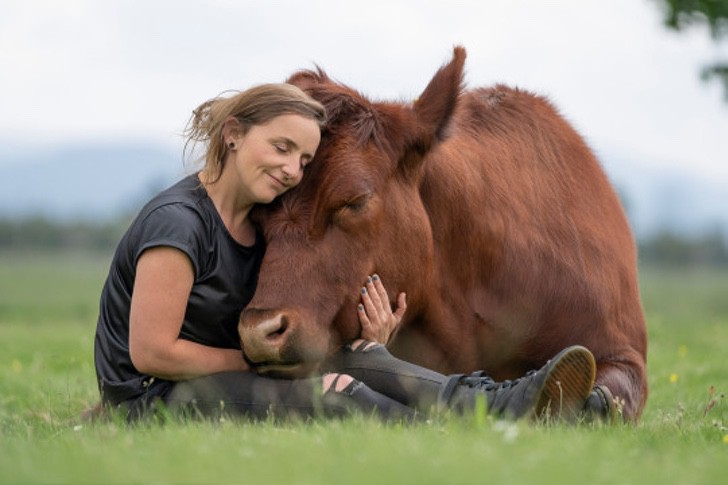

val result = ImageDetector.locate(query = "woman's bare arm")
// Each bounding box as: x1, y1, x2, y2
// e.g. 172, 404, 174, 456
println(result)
129, 246, 249, 380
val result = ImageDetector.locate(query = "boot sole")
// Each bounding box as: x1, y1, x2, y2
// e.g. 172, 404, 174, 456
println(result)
533, 345, 596, 421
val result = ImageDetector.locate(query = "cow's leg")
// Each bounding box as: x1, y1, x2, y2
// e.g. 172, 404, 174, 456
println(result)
592, 353, 647, 422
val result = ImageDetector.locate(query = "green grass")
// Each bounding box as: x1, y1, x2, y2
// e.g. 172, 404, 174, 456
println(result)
1, 249, 727, 484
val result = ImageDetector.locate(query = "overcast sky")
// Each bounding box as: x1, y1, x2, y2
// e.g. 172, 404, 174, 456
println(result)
1, 0, 727, 186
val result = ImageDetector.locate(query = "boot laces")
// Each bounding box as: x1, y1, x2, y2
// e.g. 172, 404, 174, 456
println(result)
462, 370, 537, 391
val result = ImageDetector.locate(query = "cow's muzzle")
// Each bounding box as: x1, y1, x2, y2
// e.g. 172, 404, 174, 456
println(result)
239, 307, 330, 377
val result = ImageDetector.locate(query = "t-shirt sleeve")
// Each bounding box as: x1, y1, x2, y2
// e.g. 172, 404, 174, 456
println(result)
131, 203, 208, 279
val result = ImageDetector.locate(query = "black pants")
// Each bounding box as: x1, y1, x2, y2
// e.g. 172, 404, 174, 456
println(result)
152, 343, 449, 422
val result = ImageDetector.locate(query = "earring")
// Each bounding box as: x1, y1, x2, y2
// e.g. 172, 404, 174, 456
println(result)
228, 141, 236, 150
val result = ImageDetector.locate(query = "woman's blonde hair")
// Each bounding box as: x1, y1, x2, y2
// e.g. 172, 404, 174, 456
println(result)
184, 83, 326, 183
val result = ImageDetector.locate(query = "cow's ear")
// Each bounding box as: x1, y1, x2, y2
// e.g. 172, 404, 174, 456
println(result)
413, 46, 465, 142
287, 66, 330, 91
399, 47, 465, 176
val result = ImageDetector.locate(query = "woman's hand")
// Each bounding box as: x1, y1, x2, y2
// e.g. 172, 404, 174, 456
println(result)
357, 274, 407, 345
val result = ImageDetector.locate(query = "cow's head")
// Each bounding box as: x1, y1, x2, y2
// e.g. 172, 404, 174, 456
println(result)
238, 47, 466, 377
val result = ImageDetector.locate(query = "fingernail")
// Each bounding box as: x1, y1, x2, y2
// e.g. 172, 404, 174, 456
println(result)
372, 274, 379, 281
357, 304, 364, 311
362, 287, 367, 294
367, 276, 372, 284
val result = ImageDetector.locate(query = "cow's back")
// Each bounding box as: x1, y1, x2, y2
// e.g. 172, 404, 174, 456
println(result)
411, 85, 646, 415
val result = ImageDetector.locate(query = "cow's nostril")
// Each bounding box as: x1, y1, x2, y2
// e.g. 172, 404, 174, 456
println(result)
240, 311, 298, 364
267, 315, 289, 339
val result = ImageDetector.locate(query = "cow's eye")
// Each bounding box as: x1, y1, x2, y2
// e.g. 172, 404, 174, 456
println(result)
344, 197, 367, 213
332, 193, 371, 226
331, 192, 377, 230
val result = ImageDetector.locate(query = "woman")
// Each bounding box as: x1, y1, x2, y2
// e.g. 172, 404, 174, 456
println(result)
94, 83, 598, 422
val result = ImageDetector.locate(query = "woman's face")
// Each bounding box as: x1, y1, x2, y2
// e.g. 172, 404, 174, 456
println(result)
229, 113, 321, 205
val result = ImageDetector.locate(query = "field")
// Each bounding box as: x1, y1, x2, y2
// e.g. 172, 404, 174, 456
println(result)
1, 250, 726, 484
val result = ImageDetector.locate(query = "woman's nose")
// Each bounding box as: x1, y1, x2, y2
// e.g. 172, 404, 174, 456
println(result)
281, 156, 300, 179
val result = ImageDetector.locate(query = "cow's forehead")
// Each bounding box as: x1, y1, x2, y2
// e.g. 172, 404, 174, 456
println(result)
300, 140, 386, 202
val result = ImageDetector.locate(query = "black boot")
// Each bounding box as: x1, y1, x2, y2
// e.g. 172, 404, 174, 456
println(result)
582, 384, 618, 423
438, 345, 596, 421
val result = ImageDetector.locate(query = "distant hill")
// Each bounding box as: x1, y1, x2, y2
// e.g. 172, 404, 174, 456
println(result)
1, 141, 726, 240
0, 142, 186, 220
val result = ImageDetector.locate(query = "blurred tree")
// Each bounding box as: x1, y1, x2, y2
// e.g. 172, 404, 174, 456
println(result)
639, 227, 728, 266
0, 216, 129, 251
656, 0, 728, 100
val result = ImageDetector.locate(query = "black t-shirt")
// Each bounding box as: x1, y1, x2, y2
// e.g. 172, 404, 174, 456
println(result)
94, 174, 265, 405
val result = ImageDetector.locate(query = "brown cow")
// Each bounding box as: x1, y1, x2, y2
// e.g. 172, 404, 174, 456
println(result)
239, 47, 648, 421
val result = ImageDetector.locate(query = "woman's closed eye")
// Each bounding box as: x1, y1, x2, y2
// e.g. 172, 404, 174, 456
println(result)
274, 143, 289, 154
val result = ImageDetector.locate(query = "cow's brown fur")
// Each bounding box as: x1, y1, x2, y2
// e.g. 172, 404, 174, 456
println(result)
239, 47, 648, 421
